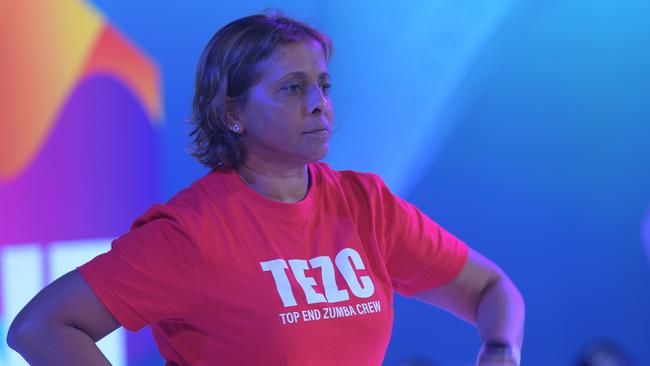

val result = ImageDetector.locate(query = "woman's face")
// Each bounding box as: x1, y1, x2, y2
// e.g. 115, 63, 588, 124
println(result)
238, 39, 334, 168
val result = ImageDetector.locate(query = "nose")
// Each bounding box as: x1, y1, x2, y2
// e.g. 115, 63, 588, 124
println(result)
308, 83, 328, 114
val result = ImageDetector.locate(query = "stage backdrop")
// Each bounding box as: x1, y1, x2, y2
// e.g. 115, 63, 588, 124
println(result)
1, 1, 649, 365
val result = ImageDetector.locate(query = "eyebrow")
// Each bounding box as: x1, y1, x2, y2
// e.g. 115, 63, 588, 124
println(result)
277, 71, 331, 82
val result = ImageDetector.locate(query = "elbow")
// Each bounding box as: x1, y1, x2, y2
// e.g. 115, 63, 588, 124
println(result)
7, 318, 25, 351
7, 316, 34, 352
496, 274, 526, 327
502, 273, 525, 307
514, 280, 526, 321
476, 274, 526, 318
7, 317, 40, 353
503, 274, 525, 314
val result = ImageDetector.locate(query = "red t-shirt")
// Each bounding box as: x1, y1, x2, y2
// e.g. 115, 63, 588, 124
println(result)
77, 161, 468, 365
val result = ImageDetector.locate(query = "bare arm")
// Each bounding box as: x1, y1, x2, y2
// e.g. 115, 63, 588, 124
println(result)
412, 247, 525, 364
7, 269, 121, 365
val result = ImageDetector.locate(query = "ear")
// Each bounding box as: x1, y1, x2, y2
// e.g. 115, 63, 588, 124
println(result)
224, 96, 245, 127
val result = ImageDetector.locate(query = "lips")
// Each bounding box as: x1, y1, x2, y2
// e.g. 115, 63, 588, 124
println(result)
304, 127, 330, 134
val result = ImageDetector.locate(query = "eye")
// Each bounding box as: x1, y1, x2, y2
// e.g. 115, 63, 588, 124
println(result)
283, 83, 303, 94
321, 82, 332, 94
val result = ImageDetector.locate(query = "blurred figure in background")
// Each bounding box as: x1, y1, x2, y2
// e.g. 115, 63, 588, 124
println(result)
575, 340, 634, 366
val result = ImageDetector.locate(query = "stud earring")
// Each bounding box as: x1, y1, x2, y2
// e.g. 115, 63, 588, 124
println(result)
227, 124, 241, 133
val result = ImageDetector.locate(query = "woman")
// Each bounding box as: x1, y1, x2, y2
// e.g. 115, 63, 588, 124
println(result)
8, 11, 525, 366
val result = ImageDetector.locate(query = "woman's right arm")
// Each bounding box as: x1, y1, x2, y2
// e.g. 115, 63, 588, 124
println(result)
6, 269, 121, 365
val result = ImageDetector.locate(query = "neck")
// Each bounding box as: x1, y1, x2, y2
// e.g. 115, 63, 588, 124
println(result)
237, 160, 310, 203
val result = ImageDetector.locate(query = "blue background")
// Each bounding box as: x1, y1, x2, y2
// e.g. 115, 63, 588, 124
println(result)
87, 1, 650, 364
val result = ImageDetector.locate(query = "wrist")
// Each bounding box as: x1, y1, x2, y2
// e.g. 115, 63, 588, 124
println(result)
477, 340, 521, 365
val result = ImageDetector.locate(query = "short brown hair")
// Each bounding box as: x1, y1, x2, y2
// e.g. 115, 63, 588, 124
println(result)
189, 10, 334, 171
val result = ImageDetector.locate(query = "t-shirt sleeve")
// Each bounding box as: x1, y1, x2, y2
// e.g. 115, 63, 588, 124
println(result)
76, 203, 196, 331
370, 173, 469, 297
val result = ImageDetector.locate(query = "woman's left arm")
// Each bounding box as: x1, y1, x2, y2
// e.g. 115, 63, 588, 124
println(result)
411, 247, 525, 365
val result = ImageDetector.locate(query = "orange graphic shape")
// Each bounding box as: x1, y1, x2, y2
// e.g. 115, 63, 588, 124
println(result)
81, 24, 163, 124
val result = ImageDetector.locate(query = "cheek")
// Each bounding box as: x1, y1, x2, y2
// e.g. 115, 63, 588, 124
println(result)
249, 108, 301, 144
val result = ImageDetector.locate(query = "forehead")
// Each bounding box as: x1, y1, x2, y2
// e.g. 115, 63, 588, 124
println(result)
256, 40, 329, 84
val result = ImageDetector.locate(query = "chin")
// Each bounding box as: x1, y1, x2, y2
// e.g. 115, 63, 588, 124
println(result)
315, 147, 330, 161
304, 148, 329, 164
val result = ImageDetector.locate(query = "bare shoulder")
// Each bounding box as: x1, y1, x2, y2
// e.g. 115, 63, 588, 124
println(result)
9, 269, 120, 342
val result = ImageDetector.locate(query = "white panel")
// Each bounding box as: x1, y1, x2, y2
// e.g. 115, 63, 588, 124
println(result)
48, 238, 113, 279
1, 244, 43, 366
49, 238, 127, 366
